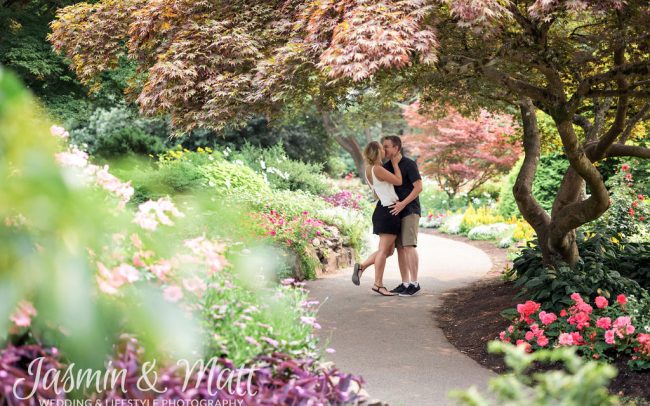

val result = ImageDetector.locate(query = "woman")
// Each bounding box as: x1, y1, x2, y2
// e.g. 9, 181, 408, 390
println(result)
351, 141, 402, 296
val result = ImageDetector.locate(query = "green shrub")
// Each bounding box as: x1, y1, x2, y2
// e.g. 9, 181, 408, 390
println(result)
231, 143, 329, 195
69, 106, 173, 158
498, 157, 523, 217
450, 341, 620, 406
532, 154, 570, 212
498, 154, 569, 217
199, 159, 270, 196
508, 236, 647, 312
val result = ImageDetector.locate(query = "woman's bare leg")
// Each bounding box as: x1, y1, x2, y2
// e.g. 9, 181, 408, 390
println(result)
359, 238, 395, 275
373, 234, 397, 288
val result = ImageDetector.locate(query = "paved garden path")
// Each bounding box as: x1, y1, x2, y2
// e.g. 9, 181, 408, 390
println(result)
306, 232, 496, 406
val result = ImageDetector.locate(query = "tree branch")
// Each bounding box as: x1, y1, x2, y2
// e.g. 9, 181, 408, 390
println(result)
605, 144, 650, 159
513, 97, 551, 234
619, 102, 650, 144
592, 46, 629, 160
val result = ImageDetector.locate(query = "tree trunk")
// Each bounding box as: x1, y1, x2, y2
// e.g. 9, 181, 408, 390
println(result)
512, 91, 621, 268
320, 109, 367, 184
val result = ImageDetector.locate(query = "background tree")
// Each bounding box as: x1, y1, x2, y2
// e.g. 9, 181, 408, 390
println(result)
403, 101, 521, 198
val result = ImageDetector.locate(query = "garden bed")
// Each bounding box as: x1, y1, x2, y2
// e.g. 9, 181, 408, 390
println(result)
428, 230, 650, 403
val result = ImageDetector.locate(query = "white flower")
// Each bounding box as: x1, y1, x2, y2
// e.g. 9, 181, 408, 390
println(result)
260, 160, 266, 169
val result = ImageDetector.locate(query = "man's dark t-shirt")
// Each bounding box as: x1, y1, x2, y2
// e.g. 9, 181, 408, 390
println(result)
383, 156, 422, 217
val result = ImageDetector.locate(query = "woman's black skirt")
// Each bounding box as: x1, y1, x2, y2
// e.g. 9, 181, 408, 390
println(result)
372, 202, 401, 235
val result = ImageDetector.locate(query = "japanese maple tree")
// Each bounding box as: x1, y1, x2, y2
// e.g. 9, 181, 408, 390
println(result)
403, 102, 521, 198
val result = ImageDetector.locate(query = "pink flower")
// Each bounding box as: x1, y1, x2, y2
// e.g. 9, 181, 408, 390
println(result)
560, 309, 567, 317
260, 336, 279, 347
570, 332, 584, 345
10, 301, 37, 327
577, 302, 593, 314
539, 311, 557, 326
150, 260, 172, 280
596, 317, 612, 330
516, 300, 541, 323
558, 333, 574, 346
572, 312, 591, 330
300, 316, 321, 329
537, 335, 549, 347
326, 348, 336, 354
163, 286, 183, 303
130, 234, 143, 249
50, 125, 69, 139
525, 331, 535, 341
245, 336, 260, 346
508, 325, 514, 333
515, 340, 532, 353
594, 296, 608, 309
183, 276, 207, 297
115, 264, 140, 283
132, 253, 146, 267
570, 292, 583, 303
605, 329, 616, 345
616, 294, 627, 305
621, 163, 630, 172
613, 316, 632, 329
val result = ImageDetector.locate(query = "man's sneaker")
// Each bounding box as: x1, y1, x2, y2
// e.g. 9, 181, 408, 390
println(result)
390, 283, 408, 294
399, 283, 421, 297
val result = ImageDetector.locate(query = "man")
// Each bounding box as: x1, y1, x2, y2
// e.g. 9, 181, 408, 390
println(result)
381, 135, 423, 297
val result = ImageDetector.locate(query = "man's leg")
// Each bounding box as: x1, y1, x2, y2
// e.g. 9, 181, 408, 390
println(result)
390, 229, 411, 294
397, 247, 410, 283
398, 214, 420, 296
400, 246, 419, 282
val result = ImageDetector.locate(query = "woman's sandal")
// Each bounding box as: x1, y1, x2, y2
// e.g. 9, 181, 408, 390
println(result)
372, 284, 396, 296
352, 263, 363, 286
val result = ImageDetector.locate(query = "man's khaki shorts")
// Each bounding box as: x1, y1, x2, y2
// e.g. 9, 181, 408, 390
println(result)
396, 214, 420, 248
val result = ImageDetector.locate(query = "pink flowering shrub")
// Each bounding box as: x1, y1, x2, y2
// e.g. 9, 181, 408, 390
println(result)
250, 210, 330, 279
499, 292, 650, 370
322, 190, 363, 211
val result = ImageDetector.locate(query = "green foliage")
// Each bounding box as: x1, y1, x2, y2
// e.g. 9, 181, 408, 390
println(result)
498, 154, 569, 217
498, 158, 523, 217
588, 163, 649, 240
597, 155, 650, 196
508, 236, 647, 312
176, 114, 340, 175
69, 106, 174, 159
450, 341, 620, 406
202, 270, 319, 365
0, 69, 201, 368
532, 154, 570, 212
0, 1, 131, 124
230, 143, 329, 195
419, 183, 467, 214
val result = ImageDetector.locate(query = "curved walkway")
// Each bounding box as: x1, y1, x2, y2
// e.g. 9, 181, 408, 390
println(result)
305, 232, 495, 406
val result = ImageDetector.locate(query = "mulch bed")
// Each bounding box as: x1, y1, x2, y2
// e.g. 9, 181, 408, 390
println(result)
421, 228, 650, 403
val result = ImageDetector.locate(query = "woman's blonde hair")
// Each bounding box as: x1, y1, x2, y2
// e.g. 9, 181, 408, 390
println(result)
363, 141, 382, 166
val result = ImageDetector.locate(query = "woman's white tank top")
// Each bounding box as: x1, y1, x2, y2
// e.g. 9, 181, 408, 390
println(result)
365, 165, 399, 207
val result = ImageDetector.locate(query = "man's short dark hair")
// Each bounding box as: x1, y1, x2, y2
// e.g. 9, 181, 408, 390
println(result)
381, 135, 402, 152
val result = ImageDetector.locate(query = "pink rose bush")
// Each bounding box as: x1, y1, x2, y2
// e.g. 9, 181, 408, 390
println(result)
499, 292, 650, 370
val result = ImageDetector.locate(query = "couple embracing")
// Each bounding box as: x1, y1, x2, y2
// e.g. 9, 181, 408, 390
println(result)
352, 135, 423, 297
